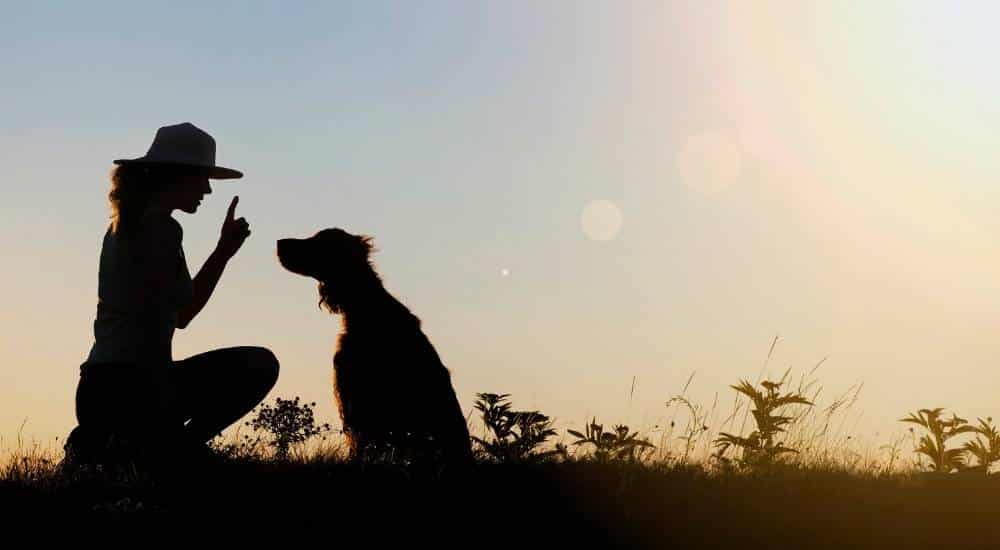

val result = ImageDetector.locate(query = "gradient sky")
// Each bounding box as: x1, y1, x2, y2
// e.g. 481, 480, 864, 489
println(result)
4, 1, 1000, 452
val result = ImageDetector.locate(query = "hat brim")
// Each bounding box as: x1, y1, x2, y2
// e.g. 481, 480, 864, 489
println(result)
113, 158, 243, 180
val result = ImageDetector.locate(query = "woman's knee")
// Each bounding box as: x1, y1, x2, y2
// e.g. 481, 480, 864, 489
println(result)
245, 346, 280, 388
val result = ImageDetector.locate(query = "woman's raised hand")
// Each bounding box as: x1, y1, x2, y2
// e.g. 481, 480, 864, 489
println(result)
217, 196, 251, 258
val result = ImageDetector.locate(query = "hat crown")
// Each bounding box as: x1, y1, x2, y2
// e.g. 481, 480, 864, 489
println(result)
144, 122, 216, 166
114, 122, 242, 179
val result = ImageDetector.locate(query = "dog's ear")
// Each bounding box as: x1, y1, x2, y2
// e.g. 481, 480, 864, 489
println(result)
357, 235, 376, 257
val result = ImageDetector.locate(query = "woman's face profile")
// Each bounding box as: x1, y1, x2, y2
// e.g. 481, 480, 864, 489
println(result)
161, 173, 212, 214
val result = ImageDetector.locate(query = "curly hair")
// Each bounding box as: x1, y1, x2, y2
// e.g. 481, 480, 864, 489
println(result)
316, 235, 377, 314
107, 163, 196, 236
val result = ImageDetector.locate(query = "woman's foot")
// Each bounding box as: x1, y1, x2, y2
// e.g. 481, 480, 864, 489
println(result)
174, 436, 229, 473
60, 425, 149, 474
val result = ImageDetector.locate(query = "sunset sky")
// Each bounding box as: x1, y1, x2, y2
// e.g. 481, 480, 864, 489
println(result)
4, 1, 1000, 451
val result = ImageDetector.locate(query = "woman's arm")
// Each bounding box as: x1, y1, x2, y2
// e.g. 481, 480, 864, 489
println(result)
177, 196, 250, 329
177, 247, 229, 329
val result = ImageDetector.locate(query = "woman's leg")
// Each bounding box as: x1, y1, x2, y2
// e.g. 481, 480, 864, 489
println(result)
71, 364, 174, 465
170, 346, 279, 444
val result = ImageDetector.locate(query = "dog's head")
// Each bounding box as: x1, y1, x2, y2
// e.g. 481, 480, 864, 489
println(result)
277, 228, 376, 313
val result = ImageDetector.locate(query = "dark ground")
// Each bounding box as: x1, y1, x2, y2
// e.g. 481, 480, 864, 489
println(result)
3, 461, 1000, 548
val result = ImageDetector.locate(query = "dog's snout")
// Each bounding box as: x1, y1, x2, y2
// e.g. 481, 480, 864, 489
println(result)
277, 237, 312, 276
277, 238, 301, 257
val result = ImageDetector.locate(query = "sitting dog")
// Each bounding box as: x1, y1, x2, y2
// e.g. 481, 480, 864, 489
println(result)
277, 228, 473, 464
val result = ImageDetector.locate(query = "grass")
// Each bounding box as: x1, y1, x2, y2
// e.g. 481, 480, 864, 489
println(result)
5, 442, 1000, 548
5, 347, 1000, 547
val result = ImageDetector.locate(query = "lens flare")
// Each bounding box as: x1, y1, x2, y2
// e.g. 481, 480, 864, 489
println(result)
581, 200, 624, 242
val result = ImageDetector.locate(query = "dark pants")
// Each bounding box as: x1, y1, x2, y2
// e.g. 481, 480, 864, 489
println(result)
75, 346, 280, 448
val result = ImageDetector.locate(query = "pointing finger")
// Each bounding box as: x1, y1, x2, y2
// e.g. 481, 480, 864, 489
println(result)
226, 196, 239, 221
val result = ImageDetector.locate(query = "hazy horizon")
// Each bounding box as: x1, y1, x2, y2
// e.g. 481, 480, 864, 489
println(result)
5, 1, 1000, 452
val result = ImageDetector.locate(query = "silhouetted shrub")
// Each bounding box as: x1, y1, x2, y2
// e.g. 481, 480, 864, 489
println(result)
472, 393, 562, 463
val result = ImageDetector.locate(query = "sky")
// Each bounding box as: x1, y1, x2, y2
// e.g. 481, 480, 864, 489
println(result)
4, 1, 1000, 453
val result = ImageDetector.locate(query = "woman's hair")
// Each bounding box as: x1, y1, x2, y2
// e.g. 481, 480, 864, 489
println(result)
107, 163, 195, 236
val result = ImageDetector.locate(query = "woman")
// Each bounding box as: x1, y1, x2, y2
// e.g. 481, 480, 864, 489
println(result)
65, 123, 279, 470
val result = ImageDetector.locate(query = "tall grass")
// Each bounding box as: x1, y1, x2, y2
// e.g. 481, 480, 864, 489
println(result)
2, 338, 987, 481
12, 342, 1000, 550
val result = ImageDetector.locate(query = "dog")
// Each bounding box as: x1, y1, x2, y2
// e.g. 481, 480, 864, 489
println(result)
277, 228, 473, 465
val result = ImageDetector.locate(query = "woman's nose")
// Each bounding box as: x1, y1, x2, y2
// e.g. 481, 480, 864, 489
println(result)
204, 181, 212, 194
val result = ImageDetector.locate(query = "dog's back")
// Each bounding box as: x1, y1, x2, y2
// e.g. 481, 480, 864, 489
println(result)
334, 293, 473, 463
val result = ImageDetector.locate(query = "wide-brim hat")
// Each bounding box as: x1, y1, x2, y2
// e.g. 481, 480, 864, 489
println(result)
114, 122, 243, 179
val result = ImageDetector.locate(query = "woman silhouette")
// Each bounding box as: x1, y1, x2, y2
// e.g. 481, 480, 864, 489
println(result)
65, 123, 279, 470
